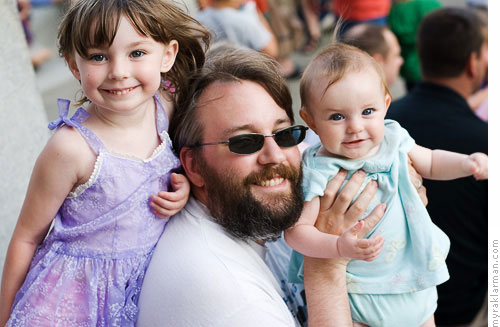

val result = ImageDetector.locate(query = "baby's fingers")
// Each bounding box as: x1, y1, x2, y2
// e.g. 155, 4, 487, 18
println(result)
468, 153, 488, 180
356, 236, 384, 261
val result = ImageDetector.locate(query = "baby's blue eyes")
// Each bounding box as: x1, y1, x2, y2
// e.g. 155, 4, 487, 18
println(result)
362, 108, 374, 115
329, 109, 374, 120
330, 113, 344, 121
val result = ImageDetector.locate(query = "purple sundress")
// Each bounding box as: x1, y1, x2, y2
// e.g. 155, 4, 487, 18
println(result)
7, 95, 180, 326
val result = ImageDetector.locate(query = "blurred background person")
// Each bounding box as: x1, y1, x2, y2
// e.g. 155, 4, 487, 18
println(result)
387, 7, 488, 326
342, 23, 404, 89
333, 0, 391, 38
196, 0, 302, 78
388, 0, 442, 92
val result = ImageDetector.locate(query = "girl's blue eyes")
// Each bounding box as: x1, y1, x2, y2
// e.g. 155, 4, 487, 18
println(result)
131, 50, 145, 58
89, 51, 145, 61
90, 54, 106, 62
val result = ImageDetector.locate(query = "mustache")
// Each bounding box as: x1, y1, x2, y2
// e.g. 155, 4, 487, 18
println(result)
244, 164, 299, 186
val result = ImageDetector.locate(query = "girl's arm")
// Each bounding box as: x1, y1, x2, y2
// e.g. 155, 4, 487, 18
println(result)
0, 128, 82, 324
409, 145, 488, 181
284, 196, 383, 260
149, 173, 190, 218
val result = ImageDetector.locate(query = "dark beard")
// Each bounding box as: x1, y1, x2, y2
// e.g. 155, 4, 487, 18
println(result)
197, 157, 303, 242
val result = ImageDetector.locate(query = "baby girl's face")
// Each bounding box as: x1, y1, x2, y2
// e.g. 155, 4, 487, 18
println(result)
303, 67, 390, 160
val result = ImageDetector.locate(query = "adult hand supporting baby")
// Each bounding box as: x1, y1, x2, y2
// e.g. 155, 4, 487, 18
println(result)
408, 158, 428, 206
303, 169, 386, 326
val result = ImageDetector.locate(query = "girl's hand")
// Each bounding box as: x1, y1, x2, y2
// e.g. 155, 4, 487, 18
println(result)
150, 173, 190, 218
336, 220, 384, 261
463, 152, 488, 180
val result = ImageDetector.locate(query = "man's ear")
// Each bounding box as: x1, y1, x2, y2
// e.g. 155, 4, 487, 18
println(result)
372, 53, 384, 66
161, 40, 179, 73
180, 147, 205, 188
66, 56, 81, 81
466, 52, 479, 78
299, 108, 316, 131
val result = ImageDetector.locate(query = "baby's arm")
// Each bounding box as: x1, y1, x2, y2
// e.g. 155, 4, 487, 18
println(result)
409, 145, 488, 181
285, 197, 382, 260
150, 173, 190, 218
0, 128, 83, 324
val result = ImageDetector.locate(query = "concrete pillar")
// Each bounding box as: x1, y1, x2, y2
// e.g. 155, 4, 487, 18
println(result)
0, 1, 49, 277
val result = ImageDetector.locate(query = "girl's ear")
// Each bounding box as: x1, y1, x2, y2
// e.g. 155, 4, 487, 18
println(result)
66, 56, 81, 81
161, 40, 179, 73
180, 147, 204, 188
300, 108, 316, 131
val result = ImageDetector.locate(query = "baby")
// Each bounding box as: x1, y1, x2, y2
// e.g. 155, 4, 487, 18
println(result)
285, 42, 488, 327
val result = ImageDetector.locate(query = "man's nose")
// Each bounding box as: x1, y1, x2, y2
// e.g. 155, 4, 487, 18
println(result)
257, 136, 287, 165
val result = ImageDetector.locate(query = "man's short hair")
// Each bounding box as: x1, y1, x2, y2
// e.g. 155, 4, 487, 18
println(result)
418, 7, 486, 78
342, 24, 390, 59
170, 45, 294, 154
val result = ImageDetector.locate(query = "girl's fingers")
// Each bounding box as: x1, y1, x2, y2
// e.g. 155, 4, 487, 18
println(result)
157, 191, 182, 201
150, 202, 175, 218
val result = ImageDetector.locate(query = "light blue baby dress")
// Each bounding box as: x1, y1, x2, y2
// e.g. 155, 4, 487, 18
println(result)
289, 120, 450, 294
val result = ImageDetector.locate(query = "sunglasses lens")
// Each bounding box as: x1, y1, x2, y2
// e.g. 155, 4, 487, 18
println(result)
228, 134, 264, 154
275, 126, 306, 147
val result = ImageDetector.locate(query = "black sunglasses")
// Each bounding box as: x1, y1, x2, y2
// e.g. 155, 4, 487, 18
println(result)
191, 125, 309, 155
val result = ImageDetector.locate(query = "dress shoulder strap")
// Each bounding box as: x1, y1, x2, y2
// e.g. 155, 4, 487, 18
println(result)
48, 98, 106, 154
154, 93, 170, 135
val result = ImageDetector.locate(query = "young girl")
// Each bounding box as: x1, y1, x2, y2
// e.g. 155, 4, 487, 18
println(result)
285, 43, 488, 326
0, 0, 210, 325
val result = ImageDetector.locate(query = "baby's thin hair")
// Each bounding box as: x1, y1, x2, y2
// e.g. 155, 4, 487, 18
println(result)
300, 22, 390, 111
58, 0, 211, 104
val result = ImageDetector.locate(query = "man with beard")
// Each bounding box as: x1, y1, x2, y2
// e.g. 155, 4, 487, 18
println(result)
137, 46, 386, 326
386, 8, 488, 326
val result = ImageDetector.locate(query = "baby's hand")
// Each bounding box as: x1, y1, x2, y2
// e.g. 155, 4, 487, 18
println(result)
463, 152, 488, 180
150, 173, 190, 218
337, 221, 384, 261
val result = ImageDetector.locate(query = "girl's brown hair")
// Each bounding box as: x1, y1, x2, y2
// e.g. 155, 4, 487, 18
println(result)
58, 0, 211, 104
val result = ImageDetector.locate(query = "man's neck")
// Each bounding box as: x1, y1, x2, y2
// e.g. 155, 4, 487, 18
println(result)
423, 75, 474, 100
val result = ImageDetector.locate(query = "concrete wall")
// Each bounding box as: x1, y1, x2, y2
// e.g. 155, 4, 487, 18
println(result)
0, 1, 49, 278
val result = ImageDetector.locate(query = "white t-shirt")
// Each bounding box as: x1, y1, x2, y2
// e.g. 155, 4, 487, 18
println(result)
137, 197, 299, 327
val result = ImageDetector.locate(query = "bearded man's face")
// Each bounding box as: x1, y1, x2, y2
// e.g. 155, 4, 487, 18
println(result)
197, 156, 303, 242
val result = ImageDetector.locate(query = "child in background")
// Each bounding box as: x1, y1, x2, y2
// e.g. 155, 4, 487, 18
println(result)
0, 0, 210, 325
285, 42, 488, 326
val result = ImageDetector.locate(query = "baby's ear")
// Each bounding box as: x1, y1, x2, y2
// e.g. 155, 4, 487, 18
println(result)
384, 93, 392, 112
66, 56, 81, 81
161, 40, 179, 73
300, 108, 316, 131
